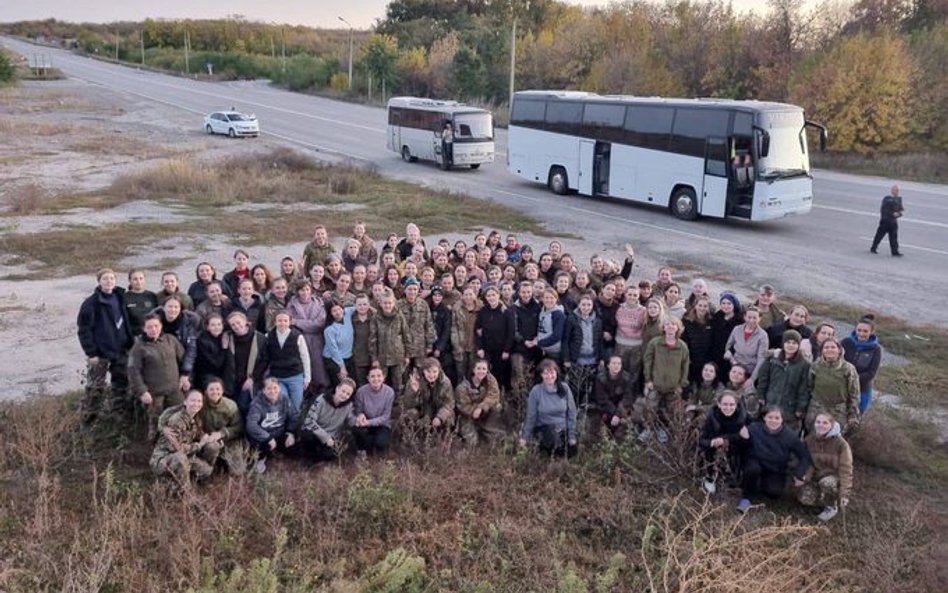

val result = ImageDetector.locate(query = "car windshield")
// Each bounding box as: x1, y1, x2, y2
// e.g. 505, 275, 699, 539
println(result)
226, 113, 252, 122
756, 110, 809, 179
453, 112, 493, 140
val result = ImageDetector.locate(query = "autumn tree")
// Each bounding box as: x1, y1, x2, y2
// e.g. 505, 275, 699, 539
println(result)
790, 31, 917, 154
361, 34, 400, 101
910, 21, 948, 149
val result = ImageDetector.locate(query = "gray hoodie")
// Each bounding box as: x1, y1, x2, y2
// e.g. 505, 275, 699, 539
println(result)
302, 393, 355, 444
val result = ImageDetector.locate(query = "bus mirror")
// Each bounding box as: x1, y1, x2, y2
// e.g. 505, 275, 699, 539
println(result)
806, 120, 828, 152
757, 129, 770, 158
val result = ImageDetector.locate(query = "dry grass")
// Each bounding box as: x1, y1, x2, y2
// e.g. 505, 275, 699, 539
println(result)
0, 395, 865, 593
4, 183, 47, 214
1, 148, 547, 277
812, 151, 948, 184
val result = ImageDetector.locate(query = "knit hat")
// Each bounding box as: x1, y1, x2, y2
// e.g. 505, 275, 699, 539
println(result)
430, 286, 443, 296
720, 291, 741, 314
403, 277, 420, 287
782, 329, 802, 344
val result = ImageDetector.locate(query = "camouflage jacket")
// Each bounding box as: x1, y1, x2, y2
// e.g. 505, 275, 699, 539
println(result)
403, 372, 455, 425
450, 302, 481, 361
398, 297, 435, 358
302, 242, 336, 275
370, 309, 413, 367
152, 407, 203, 458
455, 373, 502, 418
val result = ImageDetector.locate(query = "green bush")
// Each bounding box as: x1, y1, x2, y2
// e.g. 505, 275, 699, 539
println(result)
0, 51, 15, 84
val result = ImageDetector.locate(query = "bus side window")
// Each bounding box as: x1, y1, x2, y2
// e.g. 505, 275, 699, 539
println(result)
705, 137, 728, 177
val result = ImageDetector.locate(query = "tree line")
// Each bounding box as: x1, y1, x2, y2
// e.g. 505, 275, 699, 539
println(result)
4, 0, 947, 154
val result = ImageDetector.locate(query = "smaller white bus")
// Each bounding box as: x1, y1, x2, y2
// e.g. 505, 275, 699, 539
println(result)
386, 97, 494, 170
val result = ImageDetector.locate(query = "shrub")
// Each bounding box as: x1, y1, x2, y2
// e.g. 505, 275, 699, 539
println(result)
0, 51, 15, 84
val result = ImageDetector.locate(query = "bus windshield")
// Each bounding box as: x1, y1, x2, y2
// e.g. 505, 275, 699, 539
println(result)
454, 112, 493, 140
757, 111, 809, 180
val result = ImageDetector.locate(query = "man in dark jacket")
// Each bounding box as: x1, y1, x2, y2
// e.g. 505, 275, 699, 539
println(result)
76, 268, 134, 426
511, 282, 542, 413
870, 184, 905, 256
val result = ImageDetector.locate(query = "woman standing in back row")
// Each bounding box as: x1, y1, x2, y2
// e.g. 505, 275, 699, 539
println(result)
841, 315, 882, 414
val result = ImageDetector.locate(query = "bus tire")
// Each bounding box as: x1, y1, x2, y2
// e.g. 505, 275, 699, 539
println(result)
401, 146, 416, 163
548, 167, 569, 195
671, 187, 699, 221
470, 164, 480, 170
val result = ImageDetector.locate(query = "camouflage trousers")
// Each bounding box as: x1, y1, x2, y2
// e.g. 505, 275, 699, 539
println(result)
798, 475, 840, 507
81, 355, 129, 422
458, 408, 506, 446
150, 450, 214, 484
200, 440, 248, 477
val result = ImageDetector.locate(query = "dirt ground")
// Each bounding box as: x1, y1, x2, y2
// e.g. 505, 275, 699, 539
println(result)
0, 80, 582, 397
0, 79, 930, 417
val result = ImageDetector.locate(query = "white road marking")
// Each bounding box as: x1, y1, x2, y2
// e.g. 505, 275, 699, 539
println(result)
490, 188, 743, 247
815, 204, 948, 229
860, 237, 948, 256
67, 59, 385, 134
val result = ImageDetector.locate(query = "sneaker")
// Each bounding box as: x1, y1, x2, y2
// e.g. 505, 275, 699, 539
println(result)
254, 459, 267, 475
703, 479, 717, 495
818, 505, 838, 522
637, 430, 651, 444
355, 450, 369, 464
892, 252, 904, 257
869, 248, 878, 254
657, 430, 669, 444
736, 498, 752, 513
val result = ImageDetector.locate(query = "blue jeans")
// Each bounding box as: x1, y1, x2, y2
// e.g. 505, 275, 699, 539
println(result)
859, 389, 873, 414
278, 373, 306, 411
236, 387, 254, 418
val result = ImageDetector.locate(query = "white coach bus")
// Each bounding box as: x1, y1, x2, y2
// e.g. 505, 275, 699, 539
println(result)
387, 97, 495, 170
507, 90, 827, 221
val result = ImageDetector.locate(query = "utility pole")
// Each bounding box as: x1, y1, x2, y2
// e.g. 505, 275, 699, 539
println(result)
281, 27, 286, 74
114, 30, 119, 61
184, 29, 190, 74
509, 17, 517, 108
140, 29, 145, 65
338, 16, 354, 91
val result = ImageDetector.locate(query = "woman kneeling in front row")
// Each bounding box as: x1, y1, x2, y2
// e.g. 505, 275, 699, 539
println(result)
519, 359, 578, 458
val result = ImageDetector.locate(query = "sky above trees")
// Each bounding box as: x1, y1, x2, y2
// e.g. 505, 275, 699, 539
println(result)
4, 0, 783, 29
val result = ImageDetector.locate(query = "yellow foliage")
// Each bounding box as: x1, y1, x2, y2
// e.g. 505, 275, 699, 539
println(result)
790, 32, 917, 155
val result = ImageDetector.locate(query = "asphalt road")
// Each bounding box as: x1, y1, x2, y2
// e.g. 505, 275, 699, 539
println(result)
6, 37, 947, 325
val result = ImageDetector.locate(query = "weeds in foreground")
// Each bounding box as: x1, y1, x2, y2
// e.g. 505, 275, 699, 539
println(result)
1, 394, 945, 592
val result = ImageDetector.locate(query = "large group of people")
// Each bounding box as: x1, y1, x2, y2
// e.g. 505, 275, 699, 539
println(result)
76, 221, 883, 520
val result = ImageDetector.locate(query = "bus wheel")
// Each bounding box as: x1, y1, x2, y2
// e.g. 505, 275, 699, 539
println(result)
470, 164, 480, 170
549, 167, 569, 195
401, 146, 414, 162
671, 187, 699, 221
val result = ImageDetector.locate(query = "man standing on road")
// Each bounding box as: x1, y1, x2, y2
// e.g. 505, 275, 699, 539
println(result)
870, 185, 905, 257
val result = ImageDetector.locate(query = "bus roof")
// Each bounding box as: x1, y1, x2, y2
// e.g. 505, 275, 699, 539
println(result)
513, 90, 801, 113
387, 96, 489, 115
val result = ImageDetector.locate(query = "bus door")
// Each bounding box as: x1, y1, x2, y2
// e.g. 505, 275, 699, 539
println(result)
578, 140, 595, 195
701, 137, 729, 218
388, 109, 402, 152
593, 142, 611, 196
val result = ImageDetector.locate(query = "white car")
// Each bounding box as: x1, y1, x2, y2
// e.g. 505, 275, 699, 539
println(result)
204, 110, 259, 138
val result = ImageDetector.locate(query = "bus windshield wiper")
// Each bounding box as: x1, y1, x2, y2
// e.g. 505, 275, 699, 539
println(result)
762, 168, 807, 181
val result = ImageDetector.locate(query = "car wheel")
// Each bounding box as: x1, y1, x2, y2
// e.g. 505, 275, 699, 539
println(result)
401, 146, 412, 162
228, 128, 236, 138
671, 187, 699, 220
548, 167, 569, 195
205, 124, 214, 135
470, 164, 480, 170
